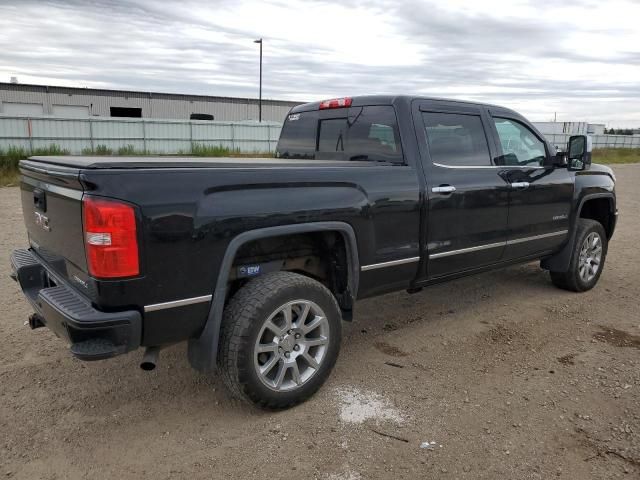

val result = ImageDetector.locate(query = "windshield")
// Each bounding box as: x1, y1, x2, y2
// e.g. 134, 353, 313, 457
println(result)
276, 105, 403, 163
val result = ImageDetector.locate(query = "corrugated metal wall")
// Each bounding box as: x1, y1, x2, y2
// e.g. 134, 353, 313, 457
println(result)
0, 116, 282, 154
546, 133, 640, 150
533, 121, 589, 135
0, 83, 299, 122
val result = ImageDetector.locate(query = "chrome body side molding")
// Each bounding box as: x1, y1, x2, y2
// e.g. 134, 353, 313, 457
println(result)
361, 256, 420, 271
429, 230, 568, 259
145, 294, 213, 312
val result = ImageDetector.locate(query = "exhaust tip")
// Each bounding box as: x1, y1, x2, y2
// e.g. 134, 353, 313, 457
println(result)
140, 346, 160, 371
28, 313, 45, 330
140, 360, 156, 371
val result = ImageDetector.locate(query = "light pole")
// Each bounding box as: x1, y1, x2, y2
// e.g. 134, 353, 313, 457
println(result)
254, 38, 262, 122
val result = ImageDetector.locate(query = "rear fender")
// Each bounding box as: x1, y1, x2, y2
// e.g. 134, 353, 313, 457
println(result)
187, 221, 359, 372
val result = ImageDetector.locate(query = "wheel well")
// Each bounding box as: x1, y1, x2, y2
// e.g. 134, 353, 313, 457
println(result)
228, 231, 354, 318
579, 197, 614, 238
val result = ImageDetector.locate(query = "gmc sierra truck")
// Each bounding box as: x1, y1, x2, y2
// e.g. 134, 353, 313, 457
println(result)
10, 95, 617, 409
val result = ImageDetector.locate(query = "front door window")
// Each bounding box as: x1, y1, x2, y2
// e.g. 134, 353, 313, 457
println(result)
493, 118, 547, 167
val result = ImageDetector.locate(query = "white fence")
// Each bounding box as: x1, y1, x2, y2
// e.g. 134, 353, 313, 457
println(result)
0, 114, 638, 155
0, 115, 282, 154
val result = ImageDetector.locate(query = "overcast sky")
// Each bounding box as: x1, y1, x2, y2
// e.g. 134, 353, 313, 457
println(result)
1, 0, 639, 126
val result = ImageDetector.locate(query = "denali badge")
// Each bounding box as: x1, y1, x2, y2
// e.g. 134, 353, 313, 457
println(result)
73, 275, 89, 289
34, 211, 51, 231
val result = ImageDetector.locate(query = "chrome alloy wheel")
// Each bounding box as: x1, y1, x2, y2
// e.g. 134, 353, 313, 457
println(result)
254, 300, 330, 392
578, 232, 603, 283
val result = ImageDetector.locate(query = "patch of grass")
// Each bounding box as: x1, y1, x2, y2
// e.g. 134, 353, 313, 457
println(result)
94, 144, 113, 155
0, 146, 29, 163
0, 144, 69, 186
118, 144, 139, 155
593, 148, 640, 164
80, 144, 115, 155
1, 141, 271, 186
0, 170, 19, 186
81, 144, 149, 156
32, 144, 70, 156
0, 147, 27, 186
190, 143, 239, 157
190, 143, 273, 158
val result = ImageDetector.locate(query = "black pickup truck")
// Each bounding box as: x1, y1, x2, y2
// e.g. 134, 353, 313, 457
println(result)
10, 95, 617, 409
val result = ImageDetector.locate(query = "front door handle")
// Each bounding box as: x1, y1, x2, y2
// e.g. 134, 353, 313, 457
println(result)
510, 182, 530, 189
432, 185, 456, 194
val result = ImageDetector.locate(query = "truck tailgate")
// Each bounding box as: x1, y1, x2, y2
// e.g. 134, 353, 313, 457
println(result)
19, 160, 87, 281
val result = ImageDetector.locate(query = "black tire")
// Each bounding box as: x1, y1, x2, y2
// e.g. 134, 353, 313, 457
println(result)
217, 271, 342, 409
550, 219, 608, 292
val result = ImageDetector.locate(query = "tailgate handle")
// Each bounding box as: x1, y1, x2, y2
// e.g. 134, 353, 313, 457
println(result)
33, 188, 47, 212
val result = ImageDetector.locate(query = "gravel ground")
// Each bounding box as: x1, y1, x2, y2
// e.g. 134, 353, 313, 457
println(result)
1, 165, 639, 479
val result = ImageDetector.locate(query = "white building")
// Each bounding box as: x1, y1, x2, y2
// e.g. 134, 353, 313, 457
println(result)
533, 121, 589, 135
0, 82, 301, 122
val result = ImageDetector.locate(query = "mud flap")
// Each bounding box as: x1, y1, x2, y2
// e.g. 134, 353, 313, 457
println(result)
540, 227, 577, 273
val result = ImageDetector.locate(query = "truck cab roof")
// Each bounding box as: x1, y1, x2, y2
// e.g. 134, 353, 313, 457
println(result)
290, 94, 521, 117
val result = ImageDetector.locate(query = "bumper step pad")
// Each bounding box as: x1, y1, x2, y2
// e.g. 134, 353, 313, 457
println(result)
70, 339, 125, 361
10, 248, 142, 361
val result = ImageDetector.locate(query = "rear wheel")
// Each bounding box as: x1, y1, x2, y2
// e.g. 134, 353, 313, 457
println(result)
218, 271, 342, 409
550, 219, 607, 292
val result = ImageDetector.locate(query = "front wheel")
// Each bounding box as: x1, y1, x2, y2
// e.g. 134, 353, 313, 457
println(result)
550, 219, 608, 292
218, 271, 342, 409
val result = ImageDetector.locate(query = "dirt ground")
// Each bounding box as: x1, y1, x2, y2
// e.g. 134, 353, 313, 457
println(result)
1, 166, 639, 480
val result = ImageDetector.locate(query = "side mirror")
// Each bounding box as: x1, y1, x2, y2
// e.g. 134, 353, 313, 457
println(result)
551, 151, 567, 167
494, 152, 519, 166
567, 135, 592, 170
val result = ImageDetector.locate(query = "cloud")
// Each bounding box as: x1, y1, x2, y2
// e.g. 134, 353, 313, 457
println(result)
0, 0, 638, 126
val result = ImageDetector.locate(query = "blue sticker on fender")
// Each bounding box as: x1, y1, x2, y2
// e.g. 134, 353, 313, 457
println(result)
239, 265, 261, 277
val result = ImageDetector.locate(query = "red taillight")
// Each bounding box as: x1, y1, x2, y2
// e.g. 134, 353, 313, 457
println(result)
83, 196, 139, 278
319, 97, 353, 110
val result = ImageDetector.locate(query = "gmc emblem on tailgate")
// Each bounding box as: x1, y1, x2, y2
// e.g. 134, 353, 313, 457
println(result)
34, 212, 51, 232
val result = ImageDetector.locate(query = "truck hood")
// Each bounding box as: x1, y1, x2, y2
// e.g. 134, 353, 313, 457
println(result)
588, 163, 616, 182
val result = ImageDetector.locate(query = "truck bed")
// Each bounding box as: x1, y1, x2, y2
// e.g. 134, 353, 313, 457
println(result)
26, 156, 378, 170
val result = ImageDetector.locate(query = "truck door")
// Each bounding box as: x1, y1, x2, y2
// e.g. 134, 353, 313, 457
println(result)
414, 101, 510, 278
487, 113, 574, 260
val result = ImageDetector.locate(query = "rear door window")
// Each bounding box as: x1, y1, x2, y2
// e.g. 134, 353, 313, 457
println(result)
276, 105, 403, 163
422, 112, 492, 167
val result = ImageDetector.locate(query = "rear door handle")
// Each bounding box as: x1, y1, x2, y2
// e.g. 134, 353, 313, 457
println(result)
432, 185, 456, 194
510, 182, 530, 189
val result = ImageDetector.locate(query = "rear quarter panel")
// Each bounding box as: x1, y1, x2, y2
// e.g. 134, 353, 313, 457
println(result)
81, 163, 420, 344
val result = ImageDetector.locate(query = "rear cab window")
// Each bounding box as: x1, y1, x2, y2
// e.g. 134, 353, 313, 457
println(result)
276, 105, 403, 163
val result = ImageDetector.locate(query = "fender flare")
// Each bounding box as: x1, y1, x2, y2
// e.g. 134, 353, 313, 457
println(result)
187, 221, 360, 372
541, 193, 615, 272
